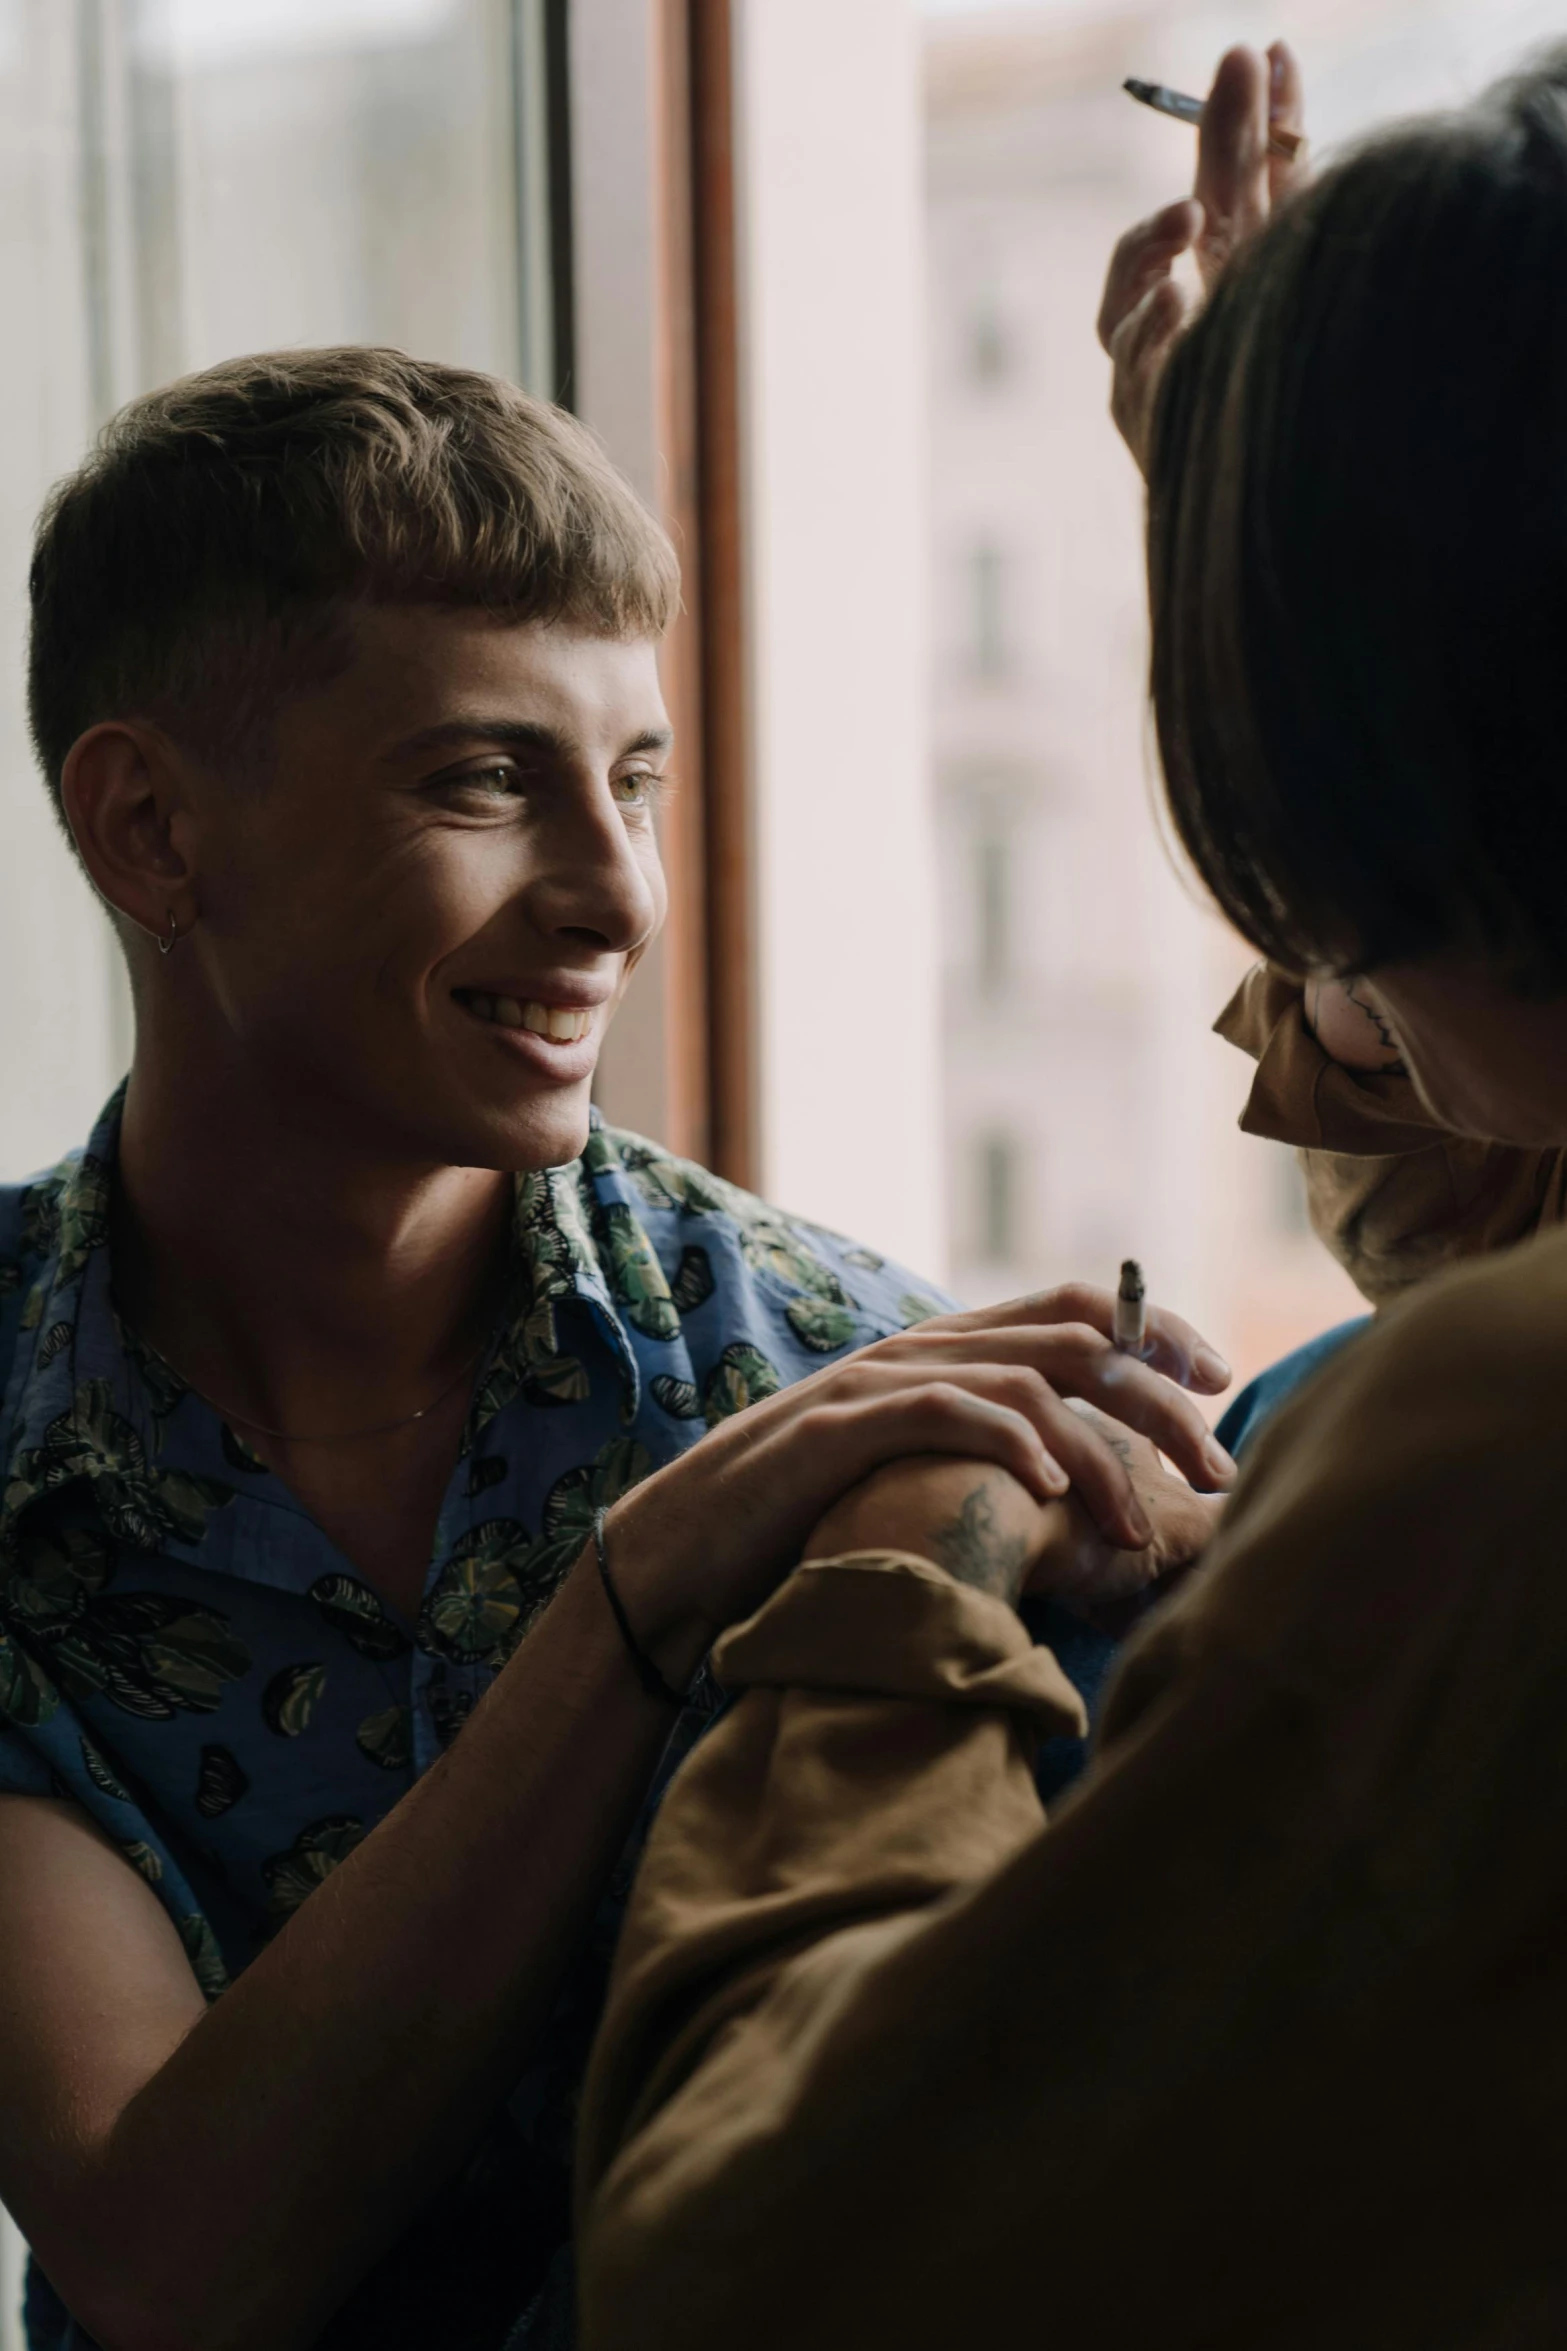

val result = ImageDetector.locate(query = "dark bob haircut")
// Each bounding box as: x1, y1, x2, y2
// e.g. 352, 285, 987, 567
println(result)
1149, 49, 1567, 992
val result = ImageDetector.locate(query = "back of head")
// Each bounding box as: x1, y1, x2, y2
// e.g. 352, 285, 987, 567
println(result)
28, 347, 679, 814
1149, 50, 1567, 991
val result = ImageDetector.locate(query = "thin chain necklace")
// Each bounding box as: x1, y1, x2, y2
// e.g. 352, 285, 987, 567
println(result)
164, 1332, 494, 1447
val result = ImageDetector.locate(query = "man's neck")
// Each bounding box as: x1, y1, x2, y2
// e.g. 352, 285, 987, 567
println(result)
110, 1038, 517, 1439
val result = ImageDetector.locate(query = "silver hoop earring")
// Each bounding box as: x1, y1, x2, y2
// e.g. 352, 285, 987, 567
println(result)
157, 910, 180, 957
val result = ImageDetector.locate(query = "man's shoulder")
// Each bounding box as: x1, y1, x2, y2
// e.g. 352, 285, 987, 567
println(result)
582, 1124, 953, 1344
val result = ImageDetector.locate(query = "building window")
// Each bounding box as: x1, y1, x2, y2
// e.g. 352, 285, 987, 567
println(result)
970, 540, 1008, 677
976, 1132, 1019, 1261
976, 830, 1008, 992
965, 294, 1013, 385
1275, 1144, 1312, 1237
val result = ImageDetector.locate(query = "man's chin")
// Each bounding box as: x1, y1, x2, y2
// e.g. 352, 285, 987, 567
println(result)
447, 1079, 596, 1175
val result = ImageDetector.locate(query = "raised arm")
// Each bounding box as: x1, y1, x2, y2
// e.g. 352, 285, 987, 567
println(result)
576, 1256, 1567, 2349
1218, 962, 1567, 1304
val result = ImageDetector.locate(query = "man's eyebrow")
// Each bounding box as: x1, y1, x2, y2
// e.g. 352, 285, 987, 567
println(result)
386, 718, 572, 764
385, 719, 675, 764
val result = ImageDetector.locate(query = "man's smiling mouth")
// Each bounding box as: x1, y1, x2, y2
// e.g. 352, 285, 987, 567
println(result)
454, 990, 594, 1043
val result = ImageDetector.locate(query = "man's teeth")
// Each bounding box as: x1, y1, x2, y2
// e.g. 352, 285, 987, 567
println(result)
463, 993, 593, 1043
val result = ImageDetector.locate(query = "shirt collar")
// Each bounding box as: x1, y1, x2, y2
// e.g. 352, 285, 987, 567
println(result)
1, 1088, 638, 1556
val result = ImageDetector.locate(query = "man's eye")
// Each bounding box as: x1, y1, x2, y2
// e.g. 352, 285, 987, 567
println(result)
461, 764, 521, 796
614, 770, 661, 808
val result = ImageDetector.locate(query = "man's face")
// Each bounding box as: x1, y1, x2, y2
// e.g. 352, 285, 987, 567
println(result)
179, 606, 670, 1172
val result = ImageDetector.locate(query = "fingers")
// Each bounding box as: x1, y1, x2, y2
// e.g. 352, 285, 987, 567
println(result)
1096, 198, 1202, 354
1266, 39, 1309, 205
855, 1333, 1232, 1540
919, 1284, 1231, 1394
1133, 1307, 1231, 1395
1194, 45, 1270, 292
1024, 1402, 1149, 1547
1065, 1345, 1236, 1495
1107, 278, 1191, 472
822, 1379, 1072, 1508
906, 1322, 1233, 1494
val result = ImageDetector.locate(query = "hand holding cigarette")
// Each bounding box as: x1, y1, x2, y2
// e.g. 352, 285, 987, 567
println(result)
1124, 77, 1304, 164
1097, 41, 1309, 475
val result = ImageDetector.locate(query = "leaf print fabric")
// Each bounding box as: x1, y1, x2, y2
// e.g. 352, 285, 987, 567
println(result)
309, 1572, 409, 1661
598, 1202, 681, 1342
785, 1297, 861, 1353
4, 1378, 231, 1552
650, 1374, 702, 1421
668, 1246, 715, 1314
263, 1661, 326, 1736
263, 1814, 367, 1922
0, 1090, 965, 2346
2, 1522, 249, 1724
703, 1342, 783, 1425
195, 1743, 248, 1817
356, 1703, 412, 1772
420, 1522, 534, 1666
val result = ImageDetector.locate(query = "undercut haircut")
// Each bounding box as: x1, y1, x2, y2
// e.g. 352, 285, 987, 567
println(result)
1149, 50, 1567, 993
28, 346, 679, 815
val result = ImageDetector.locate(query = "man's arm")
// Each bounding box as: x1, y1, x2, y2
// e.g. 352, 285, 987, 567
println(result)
1218, 963, 1566, 1304
0, 1556, 688, 2351
575, 1267, 1567, 2349
0, 1287, 1233, 2351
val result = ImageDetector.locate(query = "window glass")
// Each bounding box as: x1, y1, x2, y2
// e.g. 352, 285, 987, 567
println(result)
977, 1131, 1020, 1264
0, 0, 554, 1183
124, 0, 520, 388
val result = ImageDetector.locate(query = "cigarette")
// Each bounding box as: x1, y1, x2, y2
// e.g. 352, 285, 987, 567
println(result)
1123, 77, 1304, 163
1113, 1259, 1148, 1357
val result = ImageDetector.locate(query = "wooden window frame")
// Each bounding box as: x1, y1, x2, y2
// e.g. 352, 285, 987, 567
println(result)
647, 0, 756, 1185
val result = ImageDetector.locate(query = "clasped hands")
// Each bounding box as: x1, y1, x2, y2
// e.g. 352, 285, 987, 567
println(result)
607, 1282, 1237, 1690
805, 1406, 1227, 1627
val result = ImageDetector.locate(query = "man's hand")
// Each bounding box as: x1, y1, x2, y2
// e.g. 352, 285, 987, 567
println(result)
1021, 1402, 1225, 1622
1098, 41, 1308, 474
613, 1283, 1234, 1680
804, 1412, 1226, 1621
804, 1457, 1047, 1608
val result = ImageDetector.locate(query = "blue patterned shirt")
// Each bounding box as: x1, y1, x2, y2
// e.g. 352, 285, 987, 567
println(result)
0, 1089, 953, 2349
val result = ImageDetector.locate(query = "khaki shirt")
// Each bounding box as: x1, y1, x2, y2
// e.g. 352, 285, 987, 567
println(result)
1216, 963, 1567, 1306
576, 1229, 1567, 2348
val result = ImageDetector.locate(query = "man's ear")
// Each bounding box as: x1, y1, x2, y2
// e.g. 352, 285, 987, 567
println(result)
59, 722, 198, 948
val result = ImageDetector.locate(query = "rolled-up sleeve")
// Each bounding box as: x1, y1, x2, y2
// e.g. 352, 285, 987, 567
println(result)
575, 1552, 1082, 2197
1216, 964, 1567, 1304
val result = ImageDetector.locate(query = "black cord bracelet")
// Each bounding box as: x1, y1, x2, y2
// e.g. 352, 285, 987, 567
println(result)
593, 1508, 688, 1708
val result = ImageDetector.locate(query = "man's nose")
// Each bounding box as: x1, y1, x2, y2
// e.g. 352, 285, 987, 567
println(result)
532, 787, 662, 955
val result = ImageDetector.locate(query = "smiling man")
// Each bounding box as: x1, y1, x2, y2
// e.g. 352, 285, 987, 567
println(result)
0, 349, 1233, 2351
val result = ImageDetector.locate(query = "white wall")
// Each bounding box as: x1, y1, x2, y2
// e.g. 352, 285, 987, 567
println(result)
737, 0, 943, 1278
567, 0, 683, 1144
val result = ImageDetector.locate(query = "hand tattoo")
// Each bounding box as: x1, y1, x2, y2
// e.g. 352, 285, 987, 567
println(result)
929, 1484, 1029, 1601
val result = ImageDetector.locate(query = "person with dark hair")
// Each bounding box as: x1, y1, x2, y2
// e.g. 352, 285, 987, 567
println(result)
573, 46, 1567, 2349
0, 349, 1234, 2350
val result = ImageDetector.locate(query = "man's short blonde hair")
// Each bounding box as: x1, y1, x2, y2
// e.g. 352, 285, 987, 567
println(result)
28, 345, 680, 808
